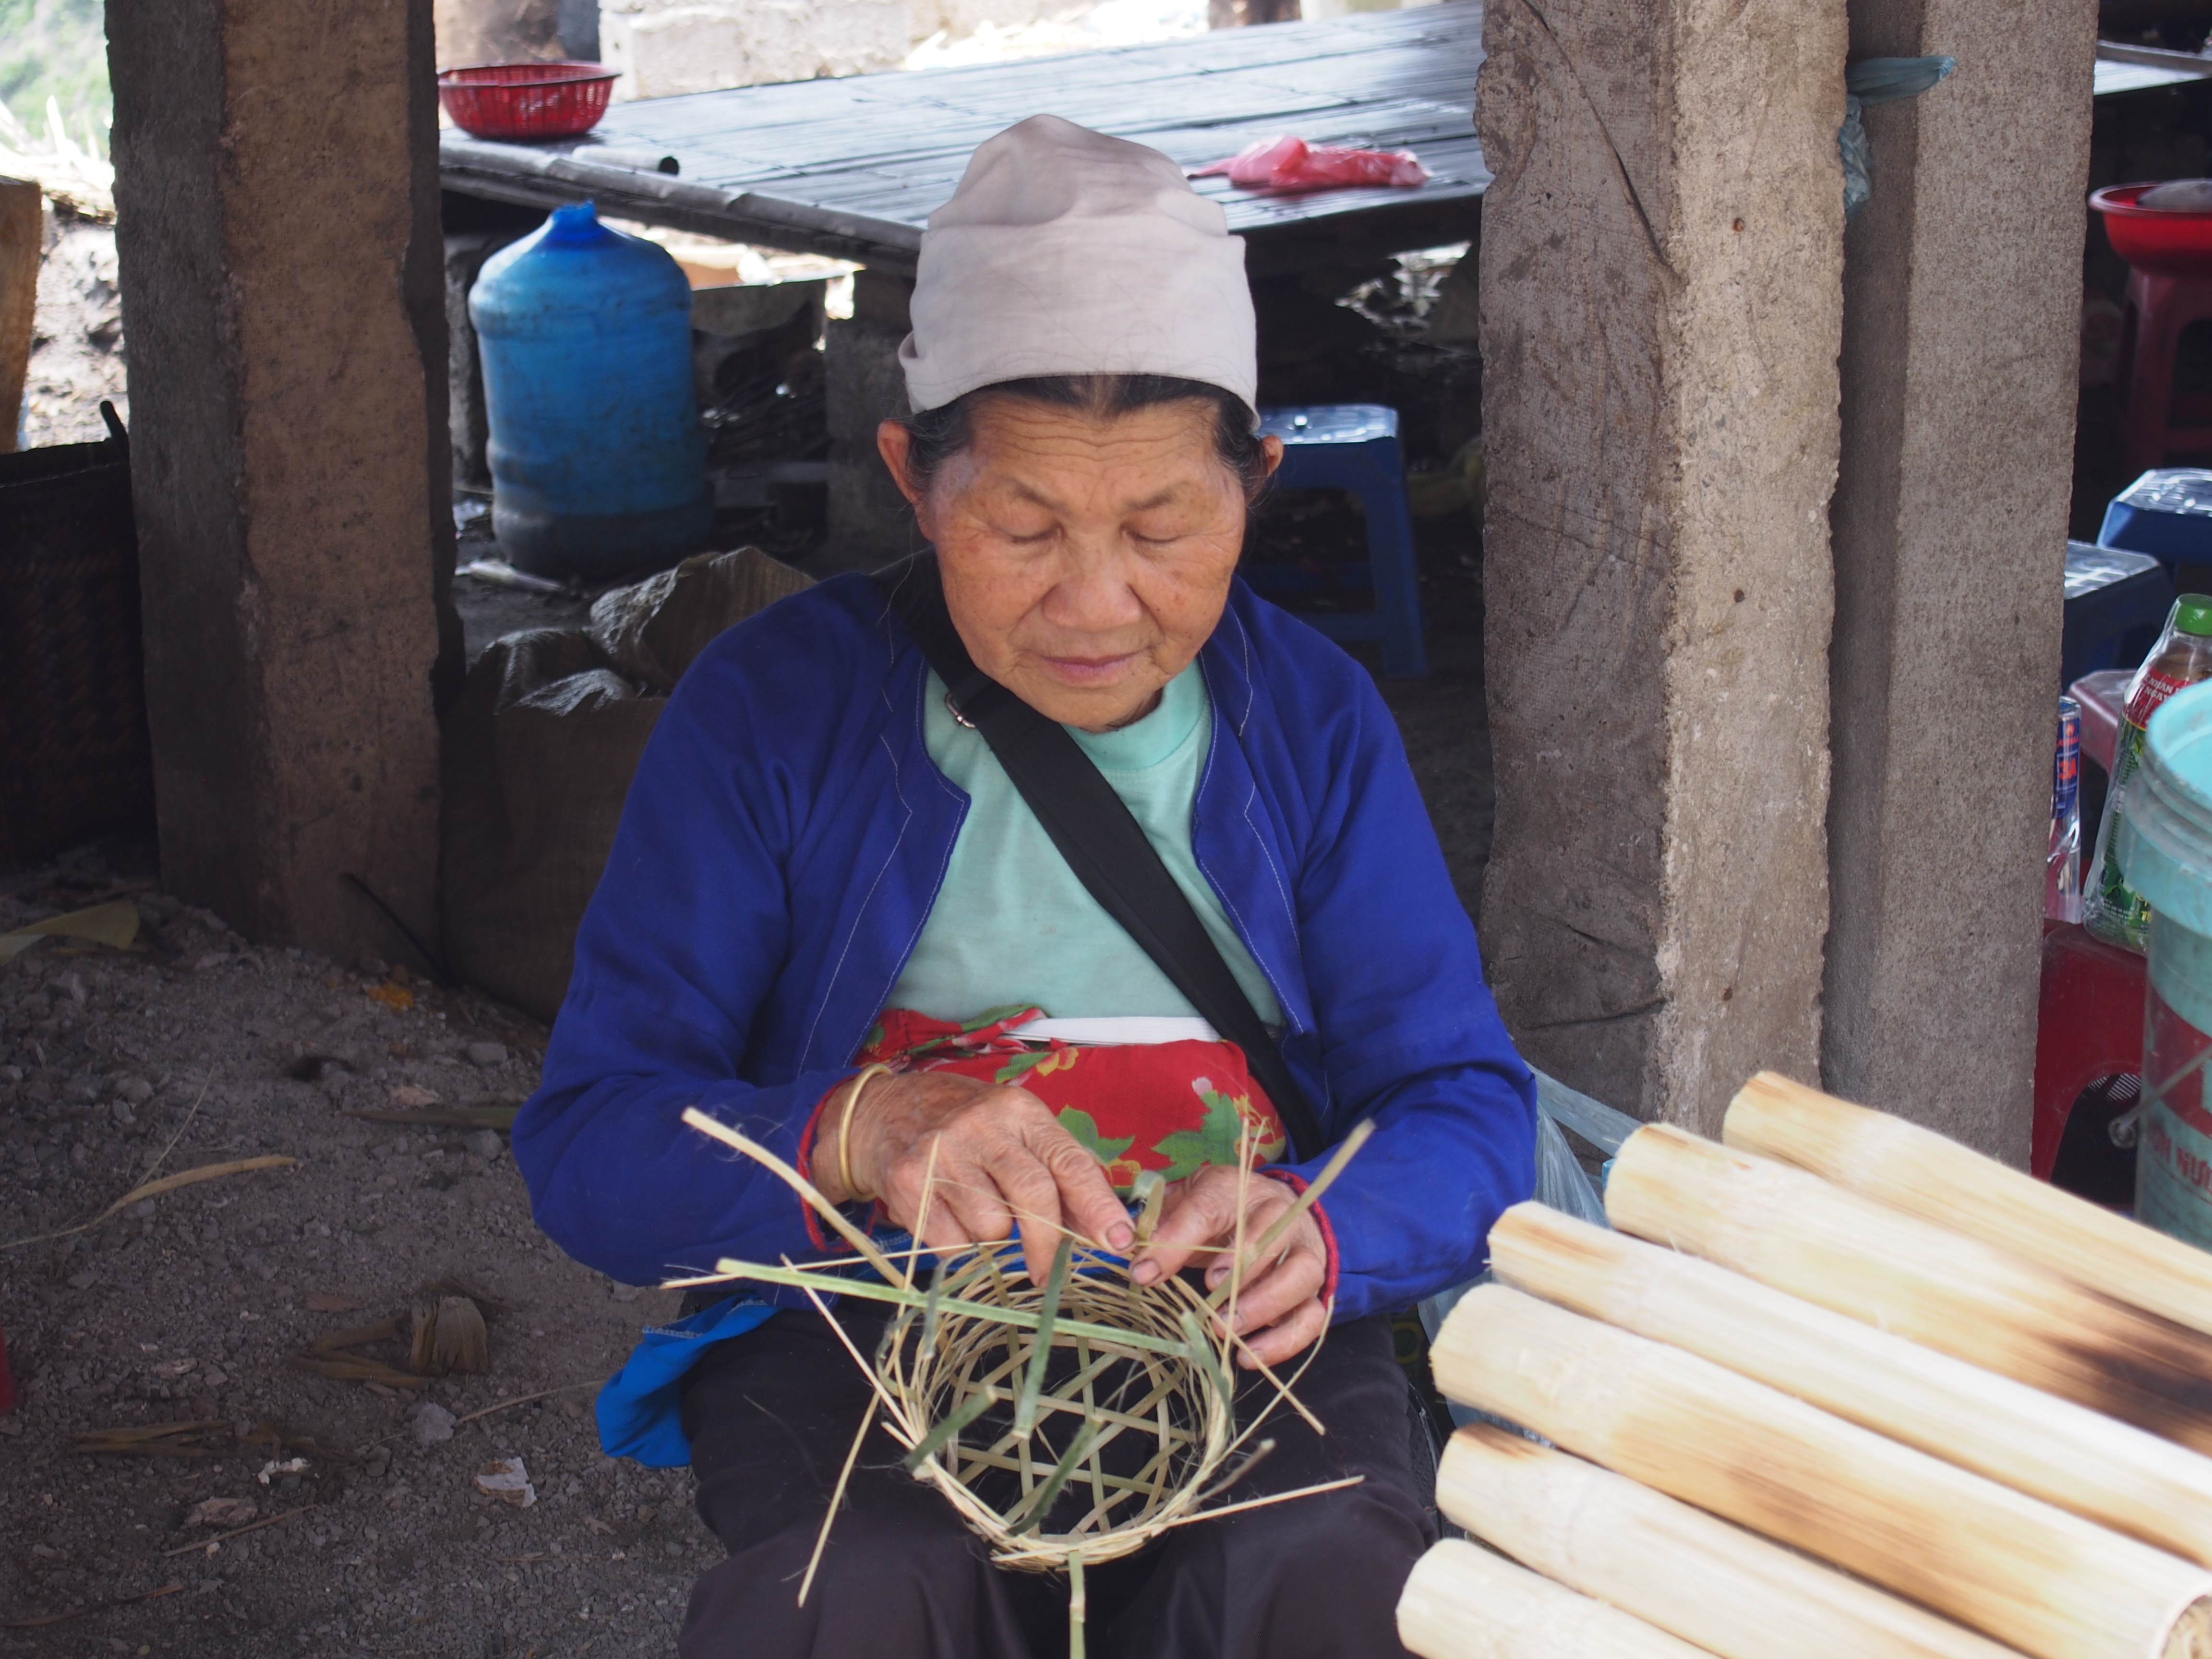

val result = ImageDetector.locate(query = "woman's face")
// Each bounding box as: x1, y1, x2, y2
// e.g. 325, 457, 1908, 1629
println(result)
878, 397, 1279, 732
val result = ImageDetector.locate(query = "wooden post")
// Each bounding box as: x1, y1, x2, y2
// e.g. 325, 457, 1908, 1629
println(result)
1489, 1201, 2212, 1567
1430, 1285, 2212, 1659
0, 177, 38, 455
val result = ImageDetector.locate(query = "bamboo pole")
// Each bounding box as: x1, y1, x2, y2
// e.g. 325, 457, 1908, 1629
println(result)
1436, 1423, 2022, 1659
1725, 1071, 2212, 1342
1605, 1122, 2212, 1456
1489, 1202, 2212, 1567
1429, 1284, 2212, 1659
1398, 1537, 1714, 1659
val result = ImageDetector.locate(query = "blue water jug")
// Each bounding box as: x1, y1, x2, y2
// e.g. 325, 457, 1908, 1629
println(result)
471, 201, 711, 579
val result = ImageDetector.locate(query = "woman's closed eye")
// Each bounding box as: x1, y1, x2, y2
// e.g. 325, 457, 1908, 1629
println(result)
1125, 509, 1220, 547
984, 515, 1059, 545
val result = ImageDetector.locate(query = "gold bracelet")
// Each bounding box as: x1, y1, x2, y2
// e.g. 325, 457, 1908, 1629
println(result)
836, 1064, 895, 1203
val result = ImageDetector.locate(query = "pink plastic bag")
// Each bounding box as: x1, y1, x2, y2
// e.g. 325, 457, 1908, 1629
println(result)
1191, 134, 1430, 193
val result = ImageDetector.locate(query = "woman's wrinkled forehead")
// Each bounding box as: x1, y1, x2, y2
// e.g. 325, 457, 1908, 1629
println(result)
940, 397, 1238, 513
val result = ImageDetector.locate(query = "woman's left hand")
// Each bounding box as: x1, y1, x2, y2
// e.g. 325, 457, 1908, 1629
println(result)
1129, 1168, 1328, 1369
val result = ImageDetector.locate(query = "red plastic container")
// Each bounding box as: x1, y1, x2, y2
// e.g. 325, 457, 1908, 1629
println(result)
2092, 183, 2212, 278
438, 61, 616, 142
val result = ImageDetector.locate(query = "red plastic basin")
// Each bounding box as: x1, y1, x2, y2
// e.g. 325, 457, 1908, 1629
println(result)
2092, 183, 2212, 278
439, 61, 615, 143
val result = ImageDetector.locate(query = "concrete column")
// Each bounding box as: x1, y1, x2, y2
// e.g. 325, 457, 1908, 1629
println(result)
108, 0, 458, 962
1822, 0, 2096, 1159
1475, 0, 1847, 1131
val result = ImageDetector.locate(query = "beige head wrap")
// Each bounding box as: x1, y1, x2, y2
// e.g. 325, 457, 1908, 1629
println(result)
898, 115, 1259, 421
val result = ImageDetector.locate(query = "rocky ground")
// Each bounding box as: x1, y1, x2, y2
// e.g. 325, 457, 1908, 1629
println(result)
0, 845, 715, 1658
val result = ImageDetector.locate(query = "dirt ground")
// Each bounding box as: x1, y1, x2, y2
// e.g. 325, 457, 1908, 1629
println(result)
0, 842, 716, 1658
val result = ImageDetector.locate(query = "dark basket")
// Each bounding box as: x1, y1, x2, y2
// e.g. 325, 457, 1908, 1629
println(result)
0, 403, 155, 871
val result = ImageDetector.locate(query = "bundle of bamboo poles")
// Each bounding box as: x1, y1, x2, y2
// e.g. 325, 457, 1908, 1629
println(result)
1399, 1072, 2212, 1659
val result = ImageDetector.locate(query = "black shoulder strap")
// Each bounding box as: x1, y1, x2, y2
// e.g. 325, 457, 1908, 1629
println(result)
874, 553, 1327, 1161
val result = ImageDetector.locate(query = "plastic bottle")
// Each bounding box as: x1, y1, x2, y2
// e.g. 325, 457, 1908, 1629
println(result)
470, 201, 711, 579
2085, 594, 2212, 950
2049, 695, 2081, 925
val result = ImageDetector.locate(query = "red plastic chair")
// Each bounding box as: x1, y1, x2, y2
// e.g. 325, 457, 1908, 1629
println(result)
2117, 269, 2212, 476
2033, 922, 2148, 1180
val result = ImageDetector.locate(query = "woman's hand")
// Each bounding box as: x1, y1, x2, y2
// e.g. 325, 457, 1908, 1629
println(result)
1131, 1168, 1329, 1369
814, 1070, 1134, 1285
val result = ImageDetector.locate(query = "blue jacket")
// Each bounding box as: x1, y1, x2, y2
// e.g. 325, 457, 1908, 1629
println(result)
515, 573, 1536, 1322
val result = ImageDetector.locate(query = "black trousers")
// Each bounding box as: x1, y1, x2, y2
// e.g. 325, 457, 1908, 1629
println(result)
677, 1304, 1434, 1659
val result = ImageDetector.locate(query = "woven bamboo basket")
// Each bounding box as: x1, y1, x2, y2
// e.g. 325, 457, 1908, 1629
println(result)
672, 1106, 1371, 1631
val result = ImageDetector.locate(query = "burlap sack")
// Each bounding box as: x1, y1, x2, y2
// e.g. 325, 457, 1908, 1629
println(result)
586, 545, 814, 695
440, 547, 811, 1021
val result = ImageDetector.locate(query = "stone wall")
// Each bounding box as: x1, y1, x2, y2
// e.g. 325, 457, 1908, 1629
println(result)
600, 0, 913, 98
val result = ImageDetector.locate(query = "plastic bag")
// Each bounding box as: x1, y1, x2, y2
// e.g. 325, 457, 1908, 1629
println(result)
1415, 1070, 1629, 1346
2049, 696, 2083, 925
1838, 56, 1954, 221
1192, 134, 1429, 193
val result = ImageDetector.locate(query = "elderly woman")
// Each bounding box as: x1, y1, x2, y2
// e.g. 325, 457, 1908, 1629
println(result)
516, 115, 1534, 1659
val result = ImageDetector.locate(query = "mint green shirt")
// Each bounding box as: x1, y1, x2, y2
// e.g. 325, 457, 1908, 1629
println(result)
888, 662, 1285, 1026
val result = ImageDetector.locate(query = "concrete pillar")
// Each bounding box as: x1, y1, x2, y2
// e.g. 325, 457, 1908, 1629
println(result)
1475, 0, 1847, 1131
1821, 0, 2096, 1159
108, 0, 458, 963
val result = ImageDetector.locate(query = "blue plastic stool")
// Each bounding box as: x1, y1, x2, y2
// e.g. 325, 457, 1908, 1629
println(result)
2064, 540, 2172, 688
1246, 405, 1428, 678
2098, 469, 2212, 577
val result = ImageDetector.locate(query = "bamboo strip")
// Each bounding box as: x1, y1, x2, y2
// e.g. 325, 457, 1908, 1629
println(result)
1605, 1123, 2212, 1456
1489, 1202, 2212, 1566
1429, 1285, 2212, 1659
1725, 1071, 2212, 1341
1436, 1424, 2021, 1659
1397, 1538, 1713, 1659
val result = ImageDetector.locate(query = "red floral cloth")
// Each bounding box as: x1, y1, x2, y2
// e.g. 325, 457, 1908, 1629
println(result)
854, 1006, 1286, 1191
793, 1005, 1334, 1304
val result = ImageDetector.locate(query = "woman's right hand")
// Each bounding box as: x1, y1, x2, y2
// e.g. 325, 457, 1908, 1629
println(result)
813, 1070, 1134, 1284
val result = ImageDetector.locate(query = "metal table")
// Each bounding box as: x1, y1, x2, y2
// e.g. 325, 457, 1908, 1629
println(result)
439, 1, 1489, 274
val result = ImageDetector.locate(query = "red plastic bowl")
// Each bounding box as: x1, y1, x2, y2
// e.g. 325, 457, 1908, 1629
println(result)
439, 61, 616, 142
2092, 183, 2212, 278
